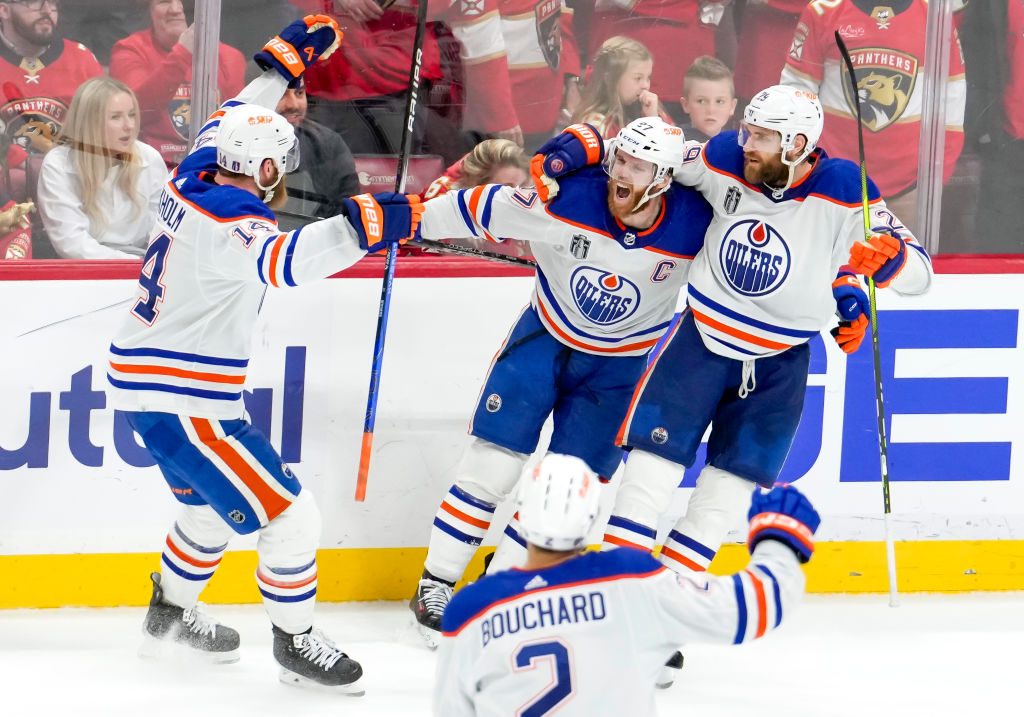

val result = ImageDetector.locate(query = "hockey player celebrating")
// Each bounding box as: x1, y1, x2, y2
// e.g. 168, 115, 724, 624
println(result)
529, 84, 933, 686
106, 16, 422, 693
407, 118, 713, 646
434, 453, 821, 715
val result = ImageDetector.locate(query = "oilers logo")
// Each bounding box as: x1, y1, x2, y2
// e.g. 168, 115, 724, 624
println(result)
718, 220, 790, 296
571, 267, 639, 325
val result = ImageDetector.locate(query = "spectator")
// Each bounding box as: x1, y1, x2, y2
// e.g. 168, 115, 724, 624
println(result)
571, 35, 671, 138
420, 137, 530, 257
110, 0, 245, 167
499, 0, 582, 152
37, 76, 166, 258
732, 0, 804, 105
679, 54, 736, 142
274, 75, 359, 230
292, 0, 522, 159
962, 0, 1024, 253
0, 0, 103, 158
780, 0, 965, 235
58, 0, 147, 66
588, 0, 727, 124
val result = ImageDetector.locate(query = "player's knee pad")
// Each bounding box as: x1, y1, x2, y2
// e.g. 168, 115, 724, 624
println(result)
674, 465, 756, 548
175, 503, 236, 548
453, 438, 528, 505
612, 450, 686, 526
257, 489, 321, 567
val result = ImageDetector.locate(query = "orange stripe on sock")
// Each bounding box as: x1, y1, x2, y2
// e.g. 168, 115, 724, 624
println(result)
191, 418, 290, 521
745, 569, 768, 638
164, 535, 221, 569
660, 545, 707, 572
603, 534, 651, 552
256, 569, 317, 590
440, 501, 491, 531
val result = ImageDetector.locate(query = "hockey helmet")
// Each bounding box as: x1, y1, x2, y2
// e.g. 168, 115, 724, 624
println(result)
215, 103, 299, 200
516, 453, 601, 552
740, 85, 823, 168
604, 116, 685, 208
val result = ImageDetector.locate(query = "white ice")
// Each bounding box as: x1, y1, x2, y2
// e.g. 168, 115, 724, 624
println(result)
1, 593, 1019, 716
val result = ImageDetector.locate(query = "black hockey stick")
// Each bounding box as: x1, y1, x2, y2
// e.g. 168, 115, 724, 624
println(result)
835, 29, 899, 606
355, 0, 431, 501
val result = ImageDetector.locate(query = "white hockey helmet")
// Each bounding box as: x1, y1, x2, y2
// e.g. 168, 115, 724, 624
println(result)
741, 85, 823, 168
215, 103, 299, 201
516, 453, 601, 552
604, 116, 685, 208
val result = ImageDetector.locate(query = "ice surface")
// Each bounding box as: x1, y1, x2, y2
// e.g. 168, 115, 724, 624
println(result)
1, 593, 1019, 716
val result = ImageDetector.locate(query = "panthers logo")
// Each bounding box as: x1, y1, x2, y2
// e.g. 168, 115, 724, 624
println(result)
11, 116, 58, 153
841, 48, 918, 132
168, 98, 191, 140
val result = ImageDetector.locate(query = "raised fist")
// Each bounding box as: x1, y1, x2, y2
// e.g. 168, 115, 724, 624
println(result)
529, 123, 603, 201
254, 15, 343, 80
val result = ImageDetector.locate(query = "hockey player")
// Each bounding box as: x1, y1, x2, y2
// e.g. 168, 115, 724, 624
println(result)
407, 118, 713, 646
106, 16, 423, 693
434, 452, 821, 716
528, 84, 933, 685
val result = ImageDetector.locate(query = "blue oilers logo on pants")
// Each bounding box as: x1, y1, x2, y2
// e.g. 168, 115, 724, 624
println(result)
719, 220, 790, 296
571, 267, 640, 325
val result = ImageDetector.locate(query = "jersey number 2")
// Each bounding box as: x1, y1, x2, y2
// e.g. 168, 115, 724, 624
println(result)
132, 232, 172, 325
512, 639, 574, 716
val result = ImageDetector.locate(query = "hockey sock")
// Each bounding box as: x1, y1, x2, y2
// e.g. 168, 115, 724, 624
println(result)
257, 559, 318, 635
159, 509, 232, 608
485, 512, 528, 573
424, 484, 497, 583
602, 514, 658, 553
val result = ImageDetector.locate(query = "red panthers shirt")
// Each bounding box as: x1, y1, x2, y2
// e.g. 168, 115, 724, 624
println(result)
0, 39, 103, 156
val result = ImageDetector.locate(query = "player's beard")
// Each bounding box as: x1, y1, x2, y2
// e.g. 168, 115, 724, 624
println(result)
13, 11, 56, 45
743, 152, 789, 188
264, 172, 288, 210
606, 180, 649, 221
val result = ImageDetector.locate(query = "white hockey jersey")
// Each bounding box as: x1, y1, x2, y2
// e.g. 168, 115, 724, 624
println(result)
419, 167, 712, 356
676, 132, 933, 360
434, 541, 805, 716
106, 73, 367, 419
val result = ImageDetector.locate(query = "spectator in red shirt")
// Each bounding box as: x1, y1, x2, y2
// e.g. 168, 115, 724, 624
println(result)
110, 0, 245, 167
732, 1, 804, 106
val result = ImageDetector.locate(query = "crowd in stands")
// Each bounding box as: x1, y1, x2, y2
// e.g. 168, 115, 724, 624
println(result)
0, 0, 1017, 260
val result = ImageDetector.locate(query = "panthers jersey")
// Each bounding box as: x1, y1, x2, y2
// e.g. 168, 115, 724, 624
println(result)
781, 0, 965, 196
676, 132, 932, 360
106, 74, 366, 419
435, 541, 805, 716
419, 167, 713, 356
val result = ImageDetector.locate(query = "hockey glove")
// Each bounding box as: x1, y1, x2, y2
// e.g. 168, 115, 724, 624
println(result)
830, 271, 870, 354
747, 484, 820, 563
848, 232, 906, 288
254, 15, 343, 81
341, 192, 424, 254
530, 123, 604, 202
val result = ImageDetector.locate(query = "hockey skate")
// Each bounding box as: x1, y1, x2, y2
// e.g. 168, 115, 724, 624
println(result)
409, 571, 454, 649
272, 625, 364, 695
140, 572, 240, 663
656, 650, 685, 689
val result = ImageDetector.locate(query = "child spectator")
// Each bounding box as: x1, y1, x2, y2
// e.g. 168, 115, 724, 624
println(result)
679, 55, 737, 143
571, 35, 672, 138
37, 77, 166, 259
110, 0, 245, 167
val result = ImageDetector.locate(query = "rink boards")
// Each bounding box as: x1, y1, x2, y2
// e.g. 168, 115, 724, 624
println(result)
1, 260, 1022, 607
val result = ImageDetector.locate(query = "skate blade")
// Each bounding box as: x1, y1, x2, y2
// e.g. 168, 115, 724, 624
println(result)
278, 667, 365, 696
413, 618, 441, 650
138, 632, 240, 664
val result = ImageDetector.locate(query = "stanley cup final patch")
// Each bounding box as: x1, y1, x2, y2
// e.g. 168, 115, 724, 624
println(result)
570, 234, 590, 259
724, 186, 741, 215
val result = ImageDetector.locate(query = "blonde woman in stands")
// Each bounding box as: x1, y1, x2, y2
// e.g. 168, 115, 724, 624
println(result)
37, 77, 167, 259
571, 36, 674, 139
422, 138, 531, 257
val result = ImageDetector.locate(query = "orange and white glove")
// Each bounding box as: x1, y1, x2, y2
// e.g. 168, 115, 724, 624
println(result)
830, 271, 870, 354
254, 15, 343, 80
848, 233, 906, 288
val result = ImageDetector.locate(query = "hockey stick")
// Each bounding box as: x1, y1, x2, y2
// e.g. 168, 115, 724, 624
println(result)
355, 0, 431, 501
835, 30, 899, 607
